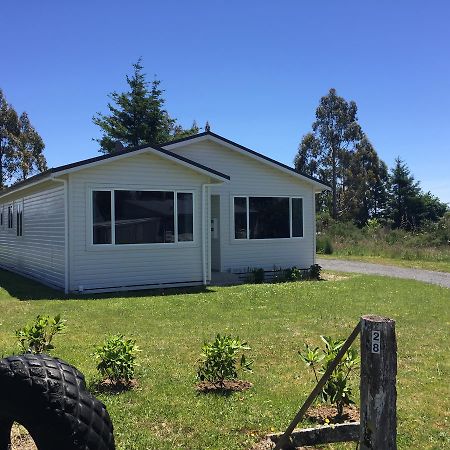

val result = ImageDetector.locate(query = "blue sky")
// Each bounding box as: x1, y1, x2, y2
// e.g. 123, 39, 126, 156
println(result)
2, 1, 449, 202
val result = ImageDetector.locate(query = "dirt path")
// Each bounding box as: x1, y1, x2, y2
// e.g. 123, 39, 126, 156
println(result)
317, 258, 450, 289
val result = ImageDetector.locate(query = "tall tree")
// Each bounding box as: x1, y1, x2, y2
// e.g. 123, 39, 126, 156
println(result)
0, 89, 19, 188
294, 88, 362, 219
387, 157, 422, 229
343, 136, 388, 225
93, 59, 198, 153
14, 112, 47, 181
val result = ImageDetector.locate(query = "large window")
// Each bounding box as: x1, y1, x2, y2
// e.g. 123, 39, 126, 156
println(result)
233, 196, 303, 240
92, 190, 194, 245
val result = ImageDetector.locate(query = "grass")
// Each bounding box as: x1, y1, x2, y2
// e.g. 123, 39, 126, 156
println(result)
318, 253, 450, 273
316, 221, 450, 273
0, 270, 449, 449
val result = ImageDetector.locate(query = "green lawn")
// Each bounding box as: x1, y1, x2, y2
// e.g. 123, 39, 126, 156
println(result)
0, 270, 449, 450
318, 253, 450, 273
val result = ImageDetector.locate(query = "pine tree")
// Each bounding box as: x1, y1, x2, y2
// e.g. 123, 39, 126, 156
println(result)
388, 157, 422, 229
0, 89, 20, 188
15, 112, 47, 180
294, 88, 362, 219
93, 59, 198, 153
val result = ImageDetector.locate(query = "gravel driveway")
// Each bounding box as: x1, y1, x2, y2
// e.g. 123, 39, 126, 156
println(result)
317, 258, 450, 289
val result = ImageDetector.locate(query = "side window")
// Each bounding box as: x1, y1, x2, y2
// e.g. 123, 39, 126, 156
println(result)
16, 202, 23, 237
0, 205, 3, 227
7, 205, 13, 229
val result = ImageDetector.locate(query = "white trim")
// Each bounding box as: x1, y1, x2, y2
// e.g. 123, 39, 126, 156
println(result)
230, 194, 305, 242
51, 147, 229, 182
87, 187, 197, 250
0, 146, 227, 202
163, 134, 329, 190
52, 178, 70, 294
201, 183, 216, 285
0, 176, 54, 200
313, 188, 317, 265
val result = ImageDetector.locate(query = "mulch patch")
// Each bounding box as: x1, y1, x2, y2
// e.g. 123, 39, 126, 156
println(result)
196, 379, 253, 393
305, 404, 359, 424
93, 378, 138, 394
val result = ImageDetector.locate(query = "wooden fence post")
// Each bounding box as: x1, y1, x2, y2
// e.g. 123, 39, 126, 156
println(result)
360, 315, 397, 450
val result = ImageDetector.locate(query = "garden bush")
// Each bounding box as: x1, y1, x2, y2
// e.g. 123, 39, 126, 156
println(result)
299, 335, 359, 416
197, 334, 252, 387
246, 267, 265, 283
15, 314, 66, 354
94, 334, 139, 385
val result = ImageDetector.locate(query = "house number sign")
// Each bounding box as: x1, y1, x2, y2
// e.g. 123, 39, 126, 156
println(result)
372, 330, 381, 354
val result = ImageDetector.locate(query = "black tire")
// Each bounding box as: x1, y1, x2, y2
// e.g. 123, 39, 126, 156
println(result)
0, 354, 115, 450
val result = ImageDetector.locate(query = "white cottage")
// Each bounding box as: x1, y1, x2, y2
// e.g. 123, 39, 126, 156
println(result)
0, 131, 329, 294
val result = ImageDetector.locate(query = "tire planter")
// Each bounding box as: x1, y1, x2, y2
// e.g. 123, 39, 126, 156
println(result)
0, 354, 115, 450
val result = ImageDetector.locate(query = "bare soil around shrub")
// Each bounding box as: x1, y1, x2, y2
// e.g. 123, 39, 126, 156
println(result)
196, 379, 253, 393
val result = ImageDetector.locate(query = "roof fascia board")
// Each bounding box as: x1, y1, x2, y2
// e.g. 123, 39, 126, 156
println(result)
46, 147, 228, 182
164, 134, 329, 190
0, 175, 54, 200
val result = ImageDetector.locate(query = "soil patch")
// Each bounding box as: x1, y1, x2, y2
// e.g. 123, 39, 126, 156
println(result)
93, 378, 138, 394
306, 404, 359, 424
196, 379, 252, 393
10, 423, 37, 450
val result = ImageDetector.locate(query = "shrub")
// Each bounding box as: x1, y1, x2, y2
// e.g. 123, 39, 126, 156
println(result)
94, 334, 139, 385
308, 264, 321, 280
246, 267, 265, 284
299, 335, 359, 416
16, 314, 66, 354
285, 266, 303, 281
316, 235, 334, 254
197, 334, 252, 386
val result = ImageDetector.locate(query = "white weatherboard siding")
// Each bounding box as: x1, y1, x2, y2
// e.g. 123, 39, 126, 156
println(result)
0, 182, 65, 288
166, 140, 316, 272
68, 152, 212, 292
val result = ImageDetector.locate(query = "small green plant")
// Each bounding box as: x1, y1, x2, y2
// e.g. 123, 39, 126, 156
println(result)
316, 235, 334, 254
246, 267, 265, 284
299, 335, 359, 416
285, 266, 303, 281
308, 264, 322, 280
197, 334, 253, 387
16, 314, 66, 354
94, 334, 139, 385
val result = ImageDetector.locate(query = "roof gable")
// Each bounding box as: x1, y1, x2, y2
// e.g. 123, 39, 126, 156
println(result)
162, 131, 330, 190
0, 144, 229, 199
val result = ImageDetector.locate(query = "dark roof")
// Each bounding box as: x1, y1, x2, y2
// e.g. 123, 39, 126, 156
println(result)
0, 130, 330, 197
162, 131, 331, 188
0, 143, 230, 197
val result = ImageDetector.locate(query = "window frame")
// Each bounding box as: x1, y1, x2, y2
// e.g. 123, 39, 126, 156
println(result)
88, 187, 196, 249
231, 195, 304, 242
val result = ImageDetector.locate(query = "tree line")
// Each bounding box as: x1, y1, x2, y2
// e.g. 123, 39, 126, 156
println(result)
1, 62, 448, 233
294, 88, 448, 230
0, 90, 47, 189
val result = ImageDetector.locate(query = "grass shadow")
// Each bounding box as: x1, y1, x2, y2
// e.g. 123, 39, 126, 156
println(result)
89, 379, 138, 396
0, 269, 216, 301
